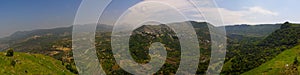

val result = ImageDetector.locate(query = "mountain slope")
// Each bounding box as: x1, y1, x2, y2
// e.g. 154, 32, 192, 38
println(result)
0, 52, 75, 75
242, 44, 300, 75
0, 24, 112, 58
222, 22, 300, 74
1, 21, 298, 74
96, 21, 214, 74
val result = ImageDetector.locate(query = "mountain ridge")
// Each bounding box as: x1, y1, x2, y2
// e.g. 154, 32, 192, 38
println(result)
0, 21, 299, 74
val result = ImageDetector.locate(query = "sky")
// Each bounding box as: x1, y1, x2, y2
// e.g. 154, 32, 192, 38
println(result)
0, 0, 300, 37
0, 0, 81, 37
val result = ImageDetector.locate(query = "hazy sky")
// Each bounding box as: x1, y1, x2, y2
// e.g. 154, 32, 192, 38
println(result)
0, 0, 299, 37
0, 0, 81, 37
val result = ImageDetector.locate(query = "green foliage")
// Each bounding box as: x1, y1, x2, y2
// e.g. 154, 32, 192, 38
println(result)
95, 22, 212, 74
222, 23, 300, 74
66, 63, 78, 74
6, 48, 14, 57
242, 45, 300, 75
2, 21, 300, 74
10, 60, 16, 67
294, 57, 299, 65
0, 52, 75, 75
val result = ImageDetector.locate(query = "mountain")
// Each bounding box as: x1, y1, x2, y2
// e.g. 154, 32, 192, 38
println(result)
222, 22, 300, 74
0, 24, 112, 54
0, 52, 75, 75
0, 24, 112, 46
96, 21, 214, 74
242, 45, 300, 75
0, 24, 112, 74
224, 24, 281, 38
0, 21, 299, 74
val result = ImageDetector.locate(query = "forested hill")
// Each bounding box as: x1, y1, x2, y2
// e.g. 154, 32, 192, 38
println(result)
222, 22, 300, 74
243, 45, 300, 75
224, 24, 281, 37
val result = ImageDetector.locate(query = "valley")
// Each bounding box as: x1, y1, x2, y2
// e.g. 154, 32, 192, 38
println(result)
0, 21, 299, 74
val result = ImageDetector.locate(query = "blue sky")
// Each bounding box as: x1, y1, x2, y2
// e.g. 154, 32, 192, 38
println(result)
0, 0, 299, 37
0, 0, 81, 37
216, 0, 300, 24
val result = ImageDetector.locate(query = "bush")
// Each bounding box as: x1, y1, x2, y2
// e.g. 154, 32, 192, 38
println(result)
66, 63, 78, 74
6, 48, 14, 57
11, 60, 16, 67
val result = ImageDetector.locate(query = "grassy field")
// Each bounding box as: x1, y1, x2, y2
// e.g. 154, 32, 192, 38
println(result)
242, 45, 300, 75
0, 52, 75, 75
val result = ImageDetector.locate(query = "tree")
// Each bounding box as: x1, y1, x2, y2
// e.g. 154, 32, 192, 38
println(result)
281, 21, 291, 29
284, 21, 290, 25
11, 60, 16, 67
6, 48, 14, 57
294, 57, 299, 66
66, 63, 78, 74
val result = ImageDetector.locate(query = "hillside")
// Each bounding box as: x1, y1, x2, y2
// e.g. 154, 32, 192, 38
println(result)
222, 22, 300, 74
0, 21, 214, 74
0, 24, 112, 52
0, 52, 75, 75
242, 44, 300, 75
0, 21, 298, 74
96, 21, 214, 74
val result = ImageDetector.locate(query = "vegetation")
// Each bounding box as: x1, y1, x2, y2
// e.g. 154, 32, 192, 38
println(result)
222, 22, 300, 74
224, 24, 281, 37
242, 45, 300, 75
0, 21, 299, 74
6, 48, 14, 57
0, 52, 74, 75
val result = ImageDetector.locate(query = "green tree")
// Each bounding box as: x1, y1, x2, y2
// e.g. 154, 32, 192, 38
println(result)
293, 57, 298, 66
6, 48, 14, 57
11, 60, 16, 67
66, 63, 78, 74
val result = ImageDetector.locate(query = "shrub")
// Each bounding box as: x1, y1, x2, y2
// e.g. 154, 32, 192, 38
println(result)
11, 60, 16, 67
66, 63, 78, 74
6, 48, 14, 57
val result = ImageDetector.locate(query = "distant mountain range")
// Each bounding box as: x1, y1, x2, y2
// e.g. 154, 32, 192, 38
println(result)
224, 24, 281, 37
1, 21, 281, 52
0, 24, 112, 51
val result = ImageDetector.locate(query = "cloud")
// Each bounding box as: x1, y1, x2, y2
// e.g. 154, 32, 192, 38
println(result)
200, 7, 250, 25
192, 6, 279, 25
247, 6, 278, 16
131, 0, 280, 25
